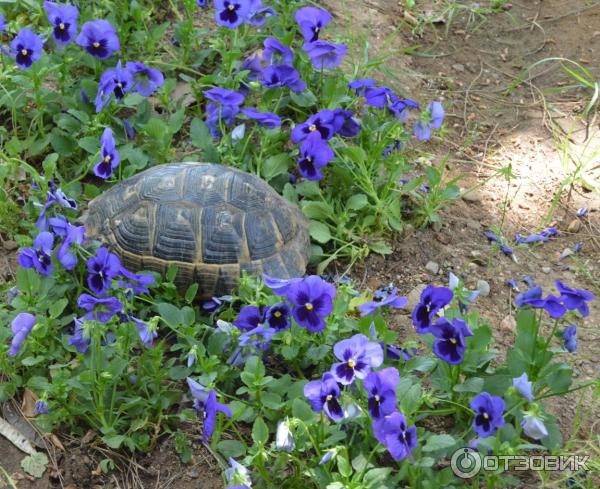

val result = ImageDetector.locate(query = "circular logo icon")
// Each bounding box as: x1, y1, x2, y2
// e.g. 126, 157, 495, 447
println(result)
451, 447, 482, 479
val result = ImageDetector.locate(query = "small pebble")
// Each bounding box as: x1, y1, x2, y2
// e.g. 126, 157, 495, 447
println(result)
407, 284, 427, 310
2, 240, 17, 251
425, 261, 440, 274
462, 190, 482, 202
542, 267, 551, 274
567, 219, 582, 233
476, 279, 490, 297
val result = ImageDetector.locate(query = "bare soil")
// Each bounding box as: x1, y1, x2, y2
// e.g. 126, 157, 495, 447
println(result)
2, 0, 600, 487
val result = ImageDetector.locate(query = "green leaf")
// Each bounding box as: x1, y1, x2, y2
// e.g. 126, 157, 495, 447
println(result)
423, 434, 457, 452
290, 90, 317, 107
185, 283, 199, 303
190, 118, 211, 148
369, 241, 392, 255
347, 194, 369, 210
217, 439, 246, 458
309, 221, 331, 244
337, 454, 352, 477
48, 298, 69, 319
252, 417, 269, 445
157, 303, 183, 327
292, 398, 314, 422
302, 201, 334, 220
103, 435, 126, 449
453, 377, 484, 393
262, 153, 290, 180
21, 452, 48, 478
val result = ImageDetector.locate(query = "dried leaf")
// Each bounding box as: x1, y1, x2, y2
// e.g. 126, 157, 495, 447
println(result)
45, 432, 65, 451
22, 389, 38, 418
21, 452, 48, 478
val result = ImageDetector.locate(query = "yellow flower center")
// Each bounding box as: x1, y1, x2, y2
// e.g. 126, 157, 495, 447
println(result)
309, 124, 317, 132
21, 49, 28, 56
274, 311, 282, 318
374, 395, 380, 402
117, 82, 123, 88
103, 155, 111, 163
450, 338, 457, 344
483, 413, 489, 420
306, 156, 312, 163
305, 302, 313, 311
228, 4, 235, 10
93, 41, 100, 48
347, 359, 356, 368
59, 23, 65, 30
326, 394, 332, 401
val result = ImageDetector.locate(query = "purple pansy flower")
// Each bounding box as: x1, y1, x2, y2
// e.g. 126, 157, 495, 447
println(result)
303, 372, 343, 421
261, 64, 306, 93
332, 109, 360, 138
118, 266, 155, 295
515, 286, 542, 308
33, 400, 49, 415
86, 247, 121, 295
241, 108, 282, 128
521, 415, 548, 440
302, 41, 347, 69
204, 87, 245, 107
512, 373, 533, 401
295, 6, 332, 43
348, 78, 376, 95
412, 284, 453, 333
44, 1, 79, 45
291, 110, 337, 143
470, 392, 505, 438
556, 280, 595, 317
429, 317, 473, 365
263, 37, 293, 65
68, 317, 90, 353
576, 207, 588, 218
357, 288, 408, 316
364, 86, 396, 108
562, 325, 577, 352
413, 101, 445, 141
375, 411, 417, 461
238, 324, 275, 350
286, 275, 336, 332
263, 274, 300, 296
187, 378, 232, 442
388, 98, 419, 122
56, 222, 86, 270
363, 367, 399, 419
0, 15, 5, 33
520, 292, 566, 319
18, 232, 54, 276
331, 333, 383, 385
95, 60, 134, 112
233, 305, 265, 331
94, 128, 120, 179
126, 61, 164, 97
214, 0, 251, 29
78, 294, 124, 323
10, 29, 44, 70
130, 316, 157, 346
297, 132, 335, 181
76, 19, 119, 59
245, 0, 276, 26
264, 302, 291, 331
9, 313, 36, 357
240, 54, 263, 81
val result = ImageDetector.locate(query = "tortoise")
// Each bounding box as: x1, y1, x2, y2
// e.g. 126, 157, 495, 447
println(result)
83, 163, 311, 298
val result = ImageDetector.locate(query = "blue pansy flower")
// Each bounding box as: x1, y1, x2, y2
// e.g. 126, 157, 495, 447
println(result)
562, 325, 577, 352
10, 28, 44, 69
44, 1, 79, 45
18, 232, 54, 276
412, 284, 453, 333
303, 372, 343, 421
285, 275, 336, 332
295, 6, 332, 42
331, 333, 383, 385
94, 128, 120, 179
261, 64, 306, 93
302, 40, 347, 69
86, 247, 121, 295
9, 313, 36, 357
429, 317, 473, 365
512, 373, 533, 401
76, 19, 119, 59
297, 132, 335, 181
214, 0, 251, 29
291, 110, 336, 143
470, 392, 505, 438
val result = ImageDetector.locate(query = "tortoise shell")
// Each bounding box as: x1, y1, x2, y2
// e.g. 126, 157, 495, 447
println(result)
83, 163, 311, 298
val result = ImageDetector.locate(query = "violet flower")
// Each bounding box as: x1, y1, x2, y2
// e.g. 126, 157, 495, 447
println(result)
297, 132, 335, 181
470, 392, 505, 438
187, 378, 232, 442
331, 333, 383, 385
241, 108, 282, 128
95, 60, 134, 112
68, 317, 90, 353
126, 61, 164, 97
363, 367, 399, 419
303, 372, 343, 421
376, 411, 417, 461
261, 64, 306, 93
411, 284, 453, 333
18, 232, 54, 276
429, 317, 473, 365
264, 302, 291, 331
214, 0, 251, 29
44, 1, 78, 45
512, 373, 533, 402
295, 6, 332, 43
358, 287, 408, 316
10, 28, 44, 70
86, 247, 121, 295
562, 325, 577, 352
76, 19, 119, 59
9, 313, 36, 357
94, 128, 120, 179
263, 37, 293, 65
302, 41, 347, 69
78, 294, 124, 323
285, 275, 336, 332
556, 280, 595, 317
233, 305, 265, 331
291, 110, 336, 143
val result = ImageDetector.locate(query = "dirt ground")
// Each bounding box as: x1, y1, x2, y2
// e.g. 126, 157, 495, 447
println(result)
1, 0, 600, 487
